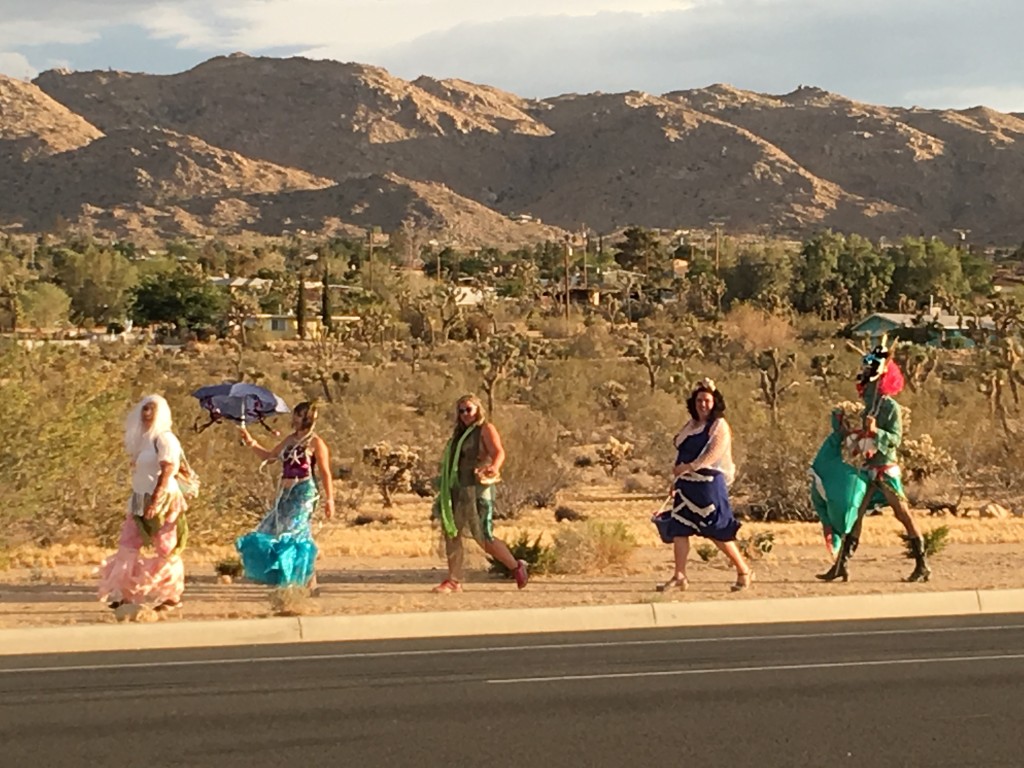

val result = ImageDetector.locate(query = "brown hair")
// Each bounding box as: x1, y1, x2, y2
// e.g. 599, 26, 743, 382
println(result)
294, 401, 319, 432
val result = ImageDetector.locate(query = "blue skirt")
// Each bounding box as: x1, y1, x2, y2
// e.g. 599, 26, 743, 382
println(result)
237, 478, 319, 587
654, 470, 740, 543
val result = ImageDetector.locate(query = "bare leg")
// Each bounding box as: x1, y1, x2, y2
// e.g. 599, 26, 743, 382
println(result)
672, 536, 691, 579
714, 540, 751, 578
878, 483, 930, 581
880, 485, 921, 539
445, 534, 466, 582
483, 538, 519, 571
656, 537, 690, 590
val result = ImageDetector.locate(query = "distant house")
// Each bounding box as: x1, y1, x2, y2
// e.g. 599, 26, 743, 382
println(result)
850, 310, 995, 347
452, 284, 497, 307
248, 313, 360, 340
209, 276, 275, 291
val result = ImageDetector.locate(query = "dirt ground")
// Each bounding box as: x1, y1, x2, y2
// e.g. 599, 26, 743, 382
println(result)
1, 498, 1022, 629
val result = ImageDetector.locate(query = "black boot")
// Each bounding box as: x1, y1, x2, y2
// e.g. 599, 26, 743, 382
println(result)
906, 537, 931, 583
817, 535, 857, 582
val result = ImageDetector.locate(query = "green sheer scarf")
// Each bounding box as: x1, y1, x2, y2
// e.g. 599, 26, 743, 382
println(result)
437, 425, 478, 538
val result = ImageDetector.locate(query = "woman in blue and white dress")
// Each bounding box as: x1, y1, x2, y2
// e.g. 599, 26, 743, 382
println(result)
654, 379, 752, 592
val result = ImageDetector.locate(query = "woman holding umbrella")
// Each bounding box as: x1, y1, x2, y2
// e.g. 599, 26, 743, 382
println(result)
237, 401, 334, 590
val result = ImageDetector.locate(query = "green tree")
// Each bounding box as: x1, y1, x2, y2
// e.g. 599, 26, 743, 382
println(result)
794, 231, 843, 317
130, 270, 228, 335
724, 242, 795, 309
54, 246, 137, 326
886, 237, 970, 306
18, 282, 72, 329
836, 233, 893, 314
613, 227, 666, 277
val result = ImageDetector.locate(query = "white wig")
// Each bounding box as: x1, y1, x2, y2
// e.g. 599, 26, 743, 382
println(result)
124, 394, 173, 458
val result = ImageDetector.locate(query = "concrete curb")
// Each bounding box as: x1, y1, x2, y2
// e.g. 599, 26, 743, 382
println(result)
2, 588, 1023, 657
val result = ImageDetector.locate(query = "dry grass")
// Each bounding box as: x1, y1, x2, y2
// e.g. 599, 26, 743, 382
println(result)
269, 586, 320, 616
552, 520, 637, 574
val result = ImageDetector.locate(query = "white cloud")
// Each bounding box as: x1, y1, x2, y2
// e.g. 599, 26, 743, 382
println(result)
0, 0, 1021, 112
132, 0, 695, 54
0, 51, 38, 80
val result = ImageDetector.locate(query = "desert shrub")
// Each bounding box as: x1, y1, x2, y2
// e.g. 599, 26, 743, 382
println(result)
214, 557, 244, 578
361, 442, 422, 507
554, 505, 587, 523
269, 586, 318, 616
351, 511, 395, 526
487, 531, 556, 577
597, 380, 629, 413
695, 542, 718, 562
552, 521, 636, 573
725, 304, 796, 353
901, 434, 957, 483
596, 437, 634, 476
495, 416, 571, 518
526, 357, 606, 429
736, 426, 817, 522
901, 525, 950, 558
738, 532, 776, 560
905, 475, 963, 515
566, 322, 614, 359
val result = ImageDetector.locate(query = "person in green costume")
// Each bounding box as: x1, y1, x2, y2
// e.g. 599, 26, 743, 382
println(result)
810, 403, 868, 556
432, 394, 528, 593
818, 342, 932, 583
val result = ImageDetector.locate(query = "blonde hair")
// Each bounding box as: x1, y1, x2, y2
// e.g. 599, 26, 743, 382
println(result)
450, 394, 486, 441
124, 394, 173, 459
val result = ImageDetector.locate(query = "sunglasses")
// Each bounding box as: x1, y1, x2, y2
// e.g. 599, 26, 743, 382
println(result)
458, 407, 476, 415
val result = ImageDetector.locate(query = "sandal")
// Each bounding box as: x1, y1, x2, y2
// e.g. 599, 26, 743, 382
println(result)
731, 570, 754, 592
656, 575, 688, 592
432, 579, 463, 594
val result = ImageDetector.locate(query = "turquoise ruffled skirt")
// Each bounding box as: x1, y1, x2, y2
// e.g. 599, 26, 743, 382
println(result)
236, 478, 319, 587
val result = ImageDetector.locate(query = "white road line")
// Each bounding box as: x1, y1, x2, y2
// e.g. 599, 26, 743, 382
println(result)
1, 623, 1022, 675
487, 653, 1024, 684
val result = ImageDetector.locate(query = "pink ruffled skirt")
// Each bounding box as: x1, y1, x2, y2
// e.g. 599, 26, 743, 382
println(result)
98, 491, 187, 606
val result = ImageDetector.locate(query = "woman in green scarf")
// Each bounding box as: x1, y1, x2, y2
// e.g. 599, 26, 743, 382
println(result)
433, 394, 528, 593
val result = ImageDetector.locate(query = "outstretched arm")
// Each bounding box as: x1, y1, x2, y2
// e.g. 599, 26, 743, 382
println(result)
240, 428, 288, 462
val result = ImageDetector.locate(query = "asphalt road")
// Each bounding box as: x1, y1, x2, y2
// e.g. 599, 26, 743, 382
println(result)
1, 614, 1022, 768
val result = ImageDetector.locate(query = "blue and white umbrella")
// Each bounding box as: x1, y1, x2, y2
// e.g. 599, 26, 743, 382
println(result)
192, 382, 290, 435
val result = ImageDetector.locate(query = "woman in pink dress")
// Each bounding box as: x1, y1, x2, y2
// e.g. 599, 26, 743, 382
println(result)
98, 395, 190, 612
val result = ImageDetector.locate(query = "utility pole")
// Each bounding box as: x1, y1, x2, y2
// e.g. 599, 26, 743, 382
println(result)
709, 219, 726, 279
366, 228, 375, 292
563, 236, 572, 333
709, 219, 727, 314
582, 229, 590, 290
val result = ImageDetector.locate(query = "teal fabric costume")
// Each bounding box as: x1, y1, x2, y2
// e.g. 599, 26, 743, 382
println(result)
810, 411, 868, 551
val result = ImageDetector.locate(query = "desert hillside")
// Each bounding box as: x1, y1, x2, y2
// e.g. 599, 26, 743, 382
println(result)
0, 56, 1019, 243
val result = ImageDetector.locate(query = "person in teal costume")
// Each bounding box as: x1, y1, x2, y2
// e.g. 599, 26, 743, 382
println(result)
810, 407, 868, 555
817, 343, 932, 584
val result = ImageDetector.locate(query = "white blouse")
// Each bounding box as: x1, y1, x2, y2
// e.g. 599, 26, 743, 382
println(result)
673, 418, 736, 486
132, 432, 182, 495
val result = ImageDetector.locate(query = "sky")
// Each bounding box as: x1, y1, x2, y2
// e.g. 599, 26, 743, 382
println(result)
1, 0, 1022, 112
